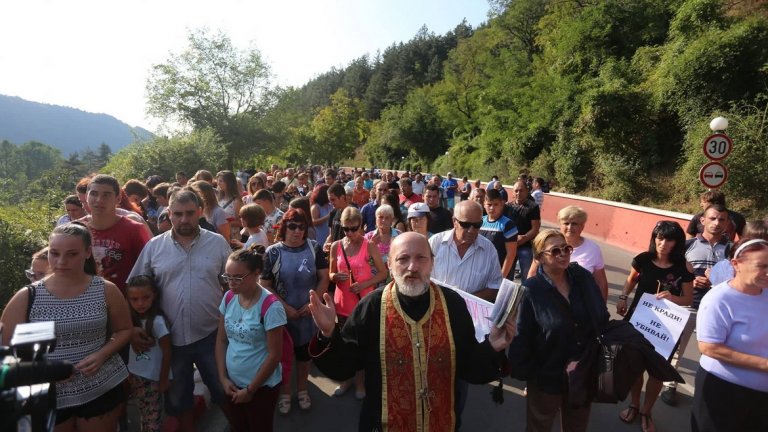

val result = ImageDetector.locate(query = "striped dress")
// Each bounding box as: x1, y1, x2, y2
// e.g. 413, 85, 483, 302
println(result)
28, 276, 128, 409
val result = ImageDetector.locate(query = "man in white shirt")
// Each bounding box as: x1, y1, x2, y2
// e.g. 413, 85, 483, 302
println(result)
428, 200, 503, 303
128, 190, 231, 432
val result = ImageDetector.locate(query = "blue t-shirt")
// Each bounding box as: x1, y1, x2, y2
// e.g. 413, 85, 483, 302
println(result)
128, 316, 172, 381
441, 178, 458, 198
219, 287, 287, 389
480, 215, 519, 265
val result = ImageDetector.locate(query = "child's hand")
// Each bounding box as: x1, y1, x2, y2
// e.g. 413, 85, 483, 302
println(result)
221, 377, 239, 397
232, 387, 253, 404
131, 328, 154, 352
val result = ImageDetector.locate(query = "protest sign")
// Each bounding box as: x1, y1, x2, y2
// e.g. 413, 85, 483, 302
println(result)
432, 278, 494, 342
630, 293, 691, 360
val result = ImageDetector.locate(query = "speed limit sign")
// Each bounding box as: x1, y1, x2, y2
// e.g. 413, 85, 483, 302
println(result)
702, 133, 733, 161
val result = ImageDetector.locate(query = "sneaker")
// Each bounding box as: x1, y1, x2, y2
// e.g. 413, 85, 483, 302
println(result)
659, 386, 677, 406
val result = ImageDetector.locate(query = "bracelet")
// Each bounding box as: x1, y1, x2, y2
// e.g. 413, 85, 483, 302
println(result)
619, 295, 628, 300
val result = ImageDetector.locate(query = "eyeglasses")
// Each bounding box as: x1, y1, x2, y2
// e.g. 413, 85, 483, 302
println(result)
219, 272, 253, 284
25, 269, 46, 281
454, 219, 483, 230
285, 222, 306, 231
541, 245, 574, 258
342, 225, 360, 232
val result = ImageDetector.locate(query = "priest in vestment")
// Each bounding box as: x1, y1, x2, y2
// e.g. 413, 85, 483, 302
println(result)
309, 232, 517, 432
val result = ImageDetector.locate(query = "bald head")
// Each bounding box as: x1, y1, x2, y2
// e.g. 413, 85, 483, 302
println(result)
454, 200, 483, 221
389, 232, 433, 297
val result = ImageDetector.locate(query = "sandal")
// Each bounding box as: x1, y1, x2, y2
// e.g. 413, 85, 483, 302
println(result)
640, 412, 656, 432
619, 405, 639, 424
277, 394, 291, 415
297, 390, 312, 410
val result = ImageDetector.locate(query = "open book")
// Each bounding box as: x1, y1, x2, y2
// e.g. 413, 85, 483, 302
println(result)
489, 279, 524, 328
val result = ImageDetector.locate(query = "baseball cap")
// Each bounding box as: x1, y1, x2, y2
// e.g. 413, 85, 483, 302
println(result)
407, 202, 430, 219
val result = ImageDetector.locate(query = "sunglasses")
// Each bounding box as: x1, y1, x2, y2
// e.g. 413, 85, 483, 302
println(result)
285, 222, 306, 231
455, 219, 483, 230
219, 271, 253, 284
342, 225, 360, 232
542, 245, 574, 258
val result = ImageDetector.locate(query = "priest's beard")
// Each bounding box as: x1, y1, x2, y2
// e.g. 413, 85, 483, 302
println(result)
393, 272, 430, 297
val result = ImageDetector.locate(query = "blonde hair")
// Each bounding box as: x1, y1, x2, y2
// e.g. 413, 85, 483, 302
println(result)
341, 206, 362, 226
532, 229, 567, 257
558, 205, 588, 224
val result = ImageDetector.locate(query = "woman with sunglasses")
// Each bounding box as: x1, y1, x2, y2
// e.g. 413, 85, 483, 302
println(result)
616, 221, 693, 432
25, 246, 50, 283
691, 238, 768, 432
508, 229, 609, 432
259, 208, 329, 415
216, 245, 287, 432
328, 206, 388, 398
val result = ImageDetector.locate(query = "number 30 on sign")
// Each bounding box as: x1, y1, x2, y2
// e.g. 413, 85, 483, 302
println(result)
702, 133, 733, 161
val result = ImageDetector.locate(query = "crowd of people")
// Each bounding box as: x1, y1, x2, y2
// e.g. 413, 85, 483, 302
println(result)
1, 165, 766, 432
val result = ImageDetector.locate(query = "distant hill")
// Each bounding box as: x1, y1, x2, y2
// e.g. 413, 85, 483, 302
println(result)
0, 94, 153, 155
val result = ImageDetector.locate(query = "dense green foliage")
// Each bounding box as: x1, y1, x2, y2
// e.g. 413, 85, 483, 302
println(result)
0, 140, 112, 313
236, 0, 764, 215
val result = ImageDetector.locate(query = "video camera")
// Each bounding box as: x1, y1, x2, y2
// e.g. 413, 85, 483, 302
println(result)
1, 321, 73, 432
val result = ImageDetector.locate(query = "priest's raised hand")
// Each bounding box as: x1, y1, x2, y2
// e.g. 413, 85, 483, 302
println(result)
308, 290, 336, 338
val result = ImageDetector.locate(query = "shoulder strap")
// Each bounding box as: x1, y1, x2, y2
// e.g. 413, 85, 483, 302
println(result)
339, 240, 356, 284
260, 293, 279, 324
26, 284, 35, 322
306, 239, 318, 261
224, 290, 235, 306
222, 197, 236, 209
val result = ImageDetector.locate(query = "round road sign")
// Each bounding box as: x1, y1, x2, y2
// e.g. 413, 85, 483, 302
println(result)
699, 161, 728, 189
702, 133, 733, 161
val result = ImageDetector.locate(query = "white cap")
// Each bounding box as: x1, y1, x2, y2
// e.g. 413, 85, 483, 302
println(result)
407, 202, 430, 219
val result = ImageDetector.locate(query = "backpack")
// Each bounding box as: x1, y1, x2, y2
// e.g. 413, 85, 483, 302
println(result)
224, 290, 294, 386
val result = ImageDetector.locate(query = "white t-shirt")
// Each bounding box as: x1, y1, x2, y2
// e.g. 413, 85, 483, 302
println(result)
244, 230, 268, 250
571, 238, 605, 274
128, 316, 172, 381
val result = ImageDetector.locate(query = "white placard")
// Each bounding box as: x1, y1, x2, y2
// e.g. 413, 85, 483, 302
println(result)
630, 293, 691, 360
432, 279, 494, 342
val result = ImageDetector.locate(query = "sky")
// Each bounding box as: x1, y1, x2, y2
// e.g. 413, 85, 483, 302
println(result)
0, 0, 490, 130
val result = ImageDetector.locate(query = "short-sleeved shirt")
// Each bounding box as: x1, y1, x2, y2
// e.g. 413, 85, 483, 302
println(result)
128, 316, 173, 381
206, 206, 229, 230
626, 252, 694, 319
504, 198, 541, 245
128, 229, 232, 346
219, 287, 287, 389
90, 216, 151, 293
429, 229, 503, 294
697, 282, 768, 392
571, 238, 605, 273
441, 178, 458, 198
685, 235, 731, 308
480, 215, 519, 265
531, 189, 544, 209
428, 206, 453, 234
360, 202, 379, 233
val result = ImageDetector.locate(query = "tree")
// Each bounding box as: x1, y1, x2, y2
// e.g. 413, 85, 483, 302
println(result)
310, 89, 365, 165
17, 141, 62, 180
145, 28, 273, 164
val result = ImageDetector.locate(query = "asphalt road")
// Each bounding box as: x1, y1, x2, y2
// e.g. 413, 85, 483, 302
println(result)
128, 237, 700, 431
